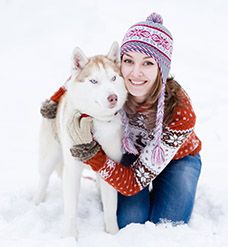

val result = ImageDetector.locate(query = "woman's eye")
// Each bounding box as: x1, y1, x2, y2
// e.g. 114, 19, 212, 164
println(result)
111, 75, 116, 81
123, 59, 133, 64
89, 79, 98, 84
144, 61, 154, 66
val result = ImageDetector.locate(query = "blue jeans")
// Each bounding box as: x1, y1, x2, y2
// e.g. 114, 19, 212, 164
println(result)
117, 153, 202, 229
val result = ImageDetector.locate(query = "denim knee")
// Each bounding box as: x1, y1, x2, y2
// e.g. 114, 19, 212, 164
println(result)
117, 187, 150, 229
149, 154, 202, 224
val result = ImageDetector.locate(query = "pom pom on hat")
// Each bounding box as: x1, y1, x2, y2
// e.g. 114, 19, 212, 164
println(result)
146, 12, 163, 24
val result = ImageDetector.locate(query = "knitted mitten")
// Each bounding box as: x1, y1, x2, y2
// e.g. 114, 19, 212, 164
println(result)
40, 99, 58, 119
70, 140, 101, 162
68, 114, 98, 161
67, 114, 93, 144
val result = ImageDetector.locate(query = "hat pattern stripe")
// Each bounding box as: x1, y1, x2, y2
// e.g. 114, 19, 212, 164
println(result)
122, 40, 171, 62
122, 24, 173, 59
130, 23, 173, 40
121, 42, 171, 70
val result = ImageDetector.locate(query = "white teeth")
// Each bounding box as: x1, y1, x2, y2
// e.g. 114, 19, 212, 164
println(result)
129, 79, 146, 85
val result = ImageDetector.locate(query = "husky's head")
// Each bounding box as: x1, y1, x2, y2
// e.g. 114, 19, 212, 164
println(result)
67, 42, 127, 121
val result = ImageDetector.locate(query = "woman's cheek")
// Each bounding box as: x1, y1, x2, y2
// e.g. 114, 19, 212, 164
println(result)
120, 65, 129, 79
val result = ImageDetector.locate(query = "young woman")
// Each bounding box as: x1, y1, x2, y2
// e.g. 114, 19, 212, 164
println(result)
42, 13, 202, 228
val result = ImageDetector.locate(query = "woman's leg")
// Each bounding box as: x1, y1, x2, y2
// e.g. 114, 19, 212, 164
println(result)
117, 187, 150, 229
149, 154, 202, 224
117, 153, 150, 229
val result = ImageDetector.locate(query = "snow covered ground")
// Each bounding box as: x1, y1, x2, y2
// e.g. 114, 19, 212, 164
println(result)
0, 0, 228, 246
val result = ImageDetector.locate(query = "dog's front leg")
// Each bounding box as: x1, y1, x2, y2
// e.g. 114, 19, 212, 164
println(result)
99, 177, 119, 234
62, 152, 83, 239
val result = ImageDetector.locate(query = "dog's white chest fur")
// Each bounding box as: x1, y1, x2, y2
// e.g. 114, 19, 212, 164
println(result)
93, 115, 122, 162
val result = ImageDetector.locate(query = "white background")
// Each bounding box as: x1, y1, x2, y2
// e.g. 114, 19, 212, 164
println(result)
0, 0, 227, 246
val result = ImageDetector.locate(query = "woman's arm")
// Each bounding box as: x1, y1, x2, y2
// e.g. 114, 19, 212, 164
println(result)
71, 95, 198, 196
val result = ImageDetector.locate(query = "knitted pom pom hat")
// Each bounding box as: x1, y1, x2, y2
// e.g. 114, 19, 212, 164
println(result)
120, 13, 173, 166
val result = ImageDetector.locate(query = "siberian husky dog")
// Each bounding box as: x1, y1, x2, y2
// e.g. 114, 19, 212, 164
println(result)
33, 42, 128, 238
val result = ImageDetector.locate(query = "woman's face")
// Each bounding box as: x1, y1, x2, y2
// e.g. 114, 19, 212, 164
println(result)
121, 51, 158, 103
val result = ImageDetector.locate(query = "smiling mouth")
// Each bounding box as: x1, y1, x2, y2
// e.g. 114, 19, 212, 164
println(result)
129, 79, 147, 86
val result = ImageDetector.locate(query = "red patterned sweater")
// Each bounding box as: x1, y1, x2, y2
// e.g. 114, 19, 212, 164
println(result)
84, 91, 202, 196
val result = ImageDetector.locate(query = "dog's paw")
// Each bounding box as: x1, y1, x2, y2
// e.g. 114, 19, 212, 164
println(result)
63, 228, 79, 240
64, 232, 79, 241
33, 191, 46, 205
63, 219, 79, 240
105, 222, 119, 234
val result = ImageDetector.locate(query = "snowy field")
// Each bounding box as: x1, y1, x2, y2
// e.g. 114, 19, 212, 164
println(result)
0, 0, 228, 246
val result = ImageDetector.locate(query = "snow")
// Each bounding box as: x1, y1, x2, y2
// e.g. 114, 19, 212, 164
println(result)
0, 0, 228, 246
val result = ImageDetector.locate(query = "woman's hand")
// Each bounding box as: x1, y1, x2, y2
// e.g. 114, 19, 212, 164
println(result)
67, 114, 101, 162
67, 113, 93, 145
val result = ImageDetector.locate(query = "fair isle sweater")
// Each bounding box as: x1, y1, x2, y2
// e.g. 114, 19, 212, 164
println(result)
85, 91, 202, 196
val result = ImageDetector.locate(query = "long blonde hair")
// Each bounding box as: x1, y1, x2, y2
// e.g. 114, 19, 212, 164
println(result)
124, 72, 183, 130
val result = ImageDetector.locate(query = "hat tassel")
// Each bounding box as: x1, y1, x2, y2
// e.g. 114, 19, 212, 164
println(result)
152, 145, 165, 166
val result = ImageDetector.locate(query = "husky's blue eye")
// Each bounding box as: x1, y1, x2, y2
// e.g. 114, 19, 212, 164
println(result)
89, 79, 98, 84
111, 76, 116, 81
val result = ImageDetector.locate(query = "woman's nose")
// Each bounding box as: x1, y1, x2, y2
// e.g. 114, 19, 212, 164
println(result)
131, 65, 143, 78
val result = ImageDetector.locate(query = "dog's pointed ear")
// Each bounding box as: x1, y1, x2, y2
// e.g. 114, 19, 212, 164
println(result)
107, 41, 120, 63
72, 47, 89, 71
